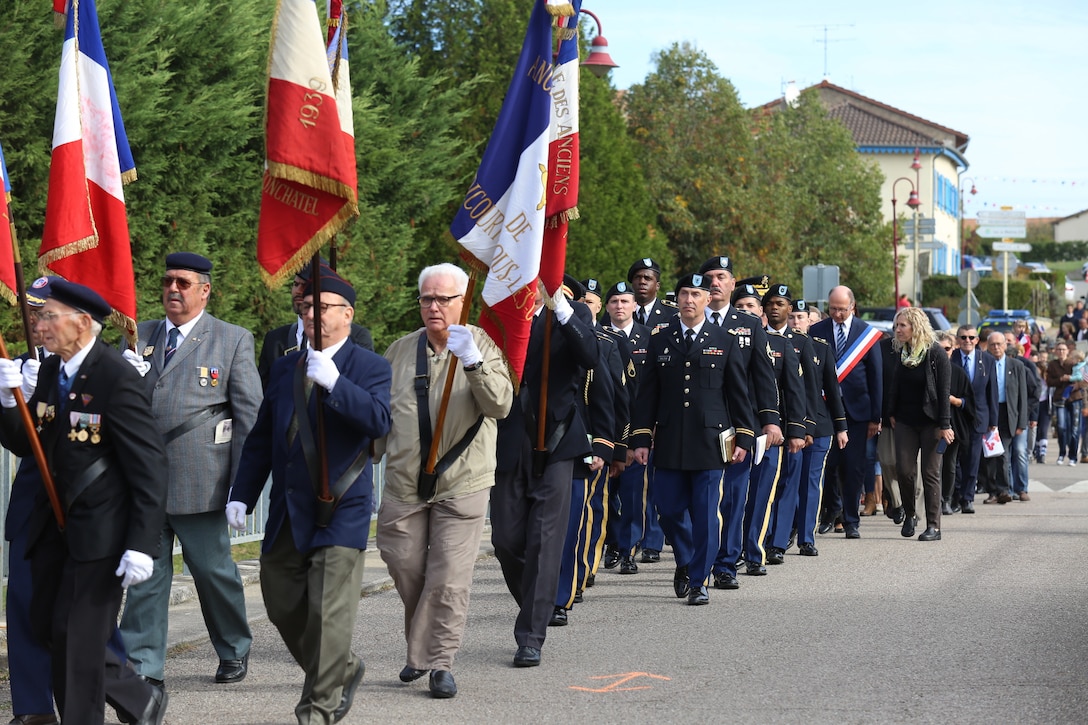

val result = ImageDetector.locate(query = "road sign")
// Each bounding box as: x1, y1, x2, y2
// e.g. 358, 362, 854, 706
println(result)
978, 210, 1026, 223
993, 255, 1017, 275
958, 269, 979, 289
957, 308, 981, 327
803, 264, 839, 308
978, 225, 1027, 239
901, 218, 936, 235
992, 241, 1031, 252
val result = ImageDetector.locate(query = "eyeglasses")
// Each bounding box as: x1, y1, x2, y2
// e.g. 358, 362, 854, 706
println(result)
828, 306, 852, 314
959, 335, 978, 341
417, 294, 463, 308
299, 302, 351, 315
161, 275, 200, 290
37, 311, 82, 323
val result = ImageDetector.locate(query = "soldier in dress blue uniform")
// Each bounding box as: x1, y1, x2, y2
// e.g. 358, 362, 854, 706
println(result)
730, 281, 807, 575
697, 257, 782, 590
627, 258, 675, 332
630, 274, 755, 606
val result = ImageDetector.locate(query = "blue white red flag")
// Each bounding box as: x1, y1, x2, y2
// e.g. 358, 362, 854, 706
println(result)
40, 0, 138, 340
257, 0, 358, 287
835, 324, 882, 383
450, 0, 554, 382
538, 1, 582, 295
0, 139, 17, 305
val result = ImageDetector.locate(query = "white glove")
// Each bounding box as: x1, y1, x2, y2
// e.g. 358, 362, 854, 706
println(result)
306, 348, 340, 392
0, 358, 24, 409
122, 348, 151, 377
225, 501, 247, 531
115, 550, 154, 588
446, 325, 482, 367
551, 288, 574, 325
20, 358, 39, 400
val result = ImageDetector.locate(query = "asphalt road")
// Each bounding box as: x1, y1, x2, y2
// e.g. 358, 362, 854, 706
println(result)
5, 463, 1088, 724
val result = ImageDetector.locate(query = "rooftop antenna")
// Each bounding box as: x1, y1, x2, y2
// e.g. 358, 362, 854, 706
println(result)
803, 24, 855, 79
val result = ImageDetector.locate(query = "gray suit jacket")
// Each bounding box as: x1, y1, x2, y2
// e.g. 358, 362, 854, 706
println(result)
136, 312, 263, 515
997, 354, 1028, 436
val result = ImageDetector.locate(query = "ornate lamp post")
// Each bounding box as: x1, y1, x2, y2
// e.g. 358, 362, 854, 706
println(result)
910, 148, 924, 304
580, 9, 619, 78
892, 177, 922, 305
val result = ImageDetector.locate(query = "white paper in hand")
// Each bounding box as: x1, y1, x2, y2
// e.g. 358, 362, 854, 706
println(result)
753, 434, 769, 466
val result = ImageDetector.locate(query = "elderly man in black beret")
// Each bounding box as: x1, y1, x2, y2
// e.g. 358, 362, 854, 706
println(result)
119, 252, 263, 690
0, 280, 169, 725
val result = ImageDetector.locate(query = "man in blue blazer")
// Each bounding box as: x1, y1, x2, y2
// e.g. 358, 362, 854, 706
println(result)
952, 325, 999, 513
227, 266, 391, 724
810, 286, 883, 538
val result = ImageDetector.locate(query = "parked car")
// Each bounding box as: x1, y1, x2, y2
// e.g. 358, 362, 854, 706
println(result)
856, 307, 952, 335
978, 309, 1043, 338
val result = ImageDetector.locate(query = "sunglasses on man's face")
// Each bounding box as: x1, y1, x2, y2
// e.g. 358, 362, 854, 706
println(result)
959, 335, 978, 341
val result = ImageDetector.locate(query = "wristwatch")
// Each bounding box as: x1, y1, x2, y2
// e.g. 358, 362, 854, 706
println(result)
463, 361, 483, 371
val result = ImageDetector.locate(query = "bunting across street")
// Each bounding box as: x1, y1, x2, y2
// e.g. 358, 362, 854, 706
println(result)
257, 0, 358, 287
450, 0, 555, 383
39, 0, 139, 341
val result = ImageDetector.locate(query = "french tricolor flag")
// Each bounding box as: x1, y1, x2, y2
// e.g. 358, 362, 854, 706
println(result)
40, 0, 138, 340
0, 139, 17, 306
450, 0, 554, 383
539, 1, 582, 295
257, 0, 358, 287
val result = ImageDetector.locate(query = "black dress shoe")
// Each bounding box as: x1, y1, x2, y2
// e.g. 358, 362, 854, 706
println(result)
713, 571, 740, 589
950, 501, 962, 513
941, 499, 953, 516
513, 646, 541, 667
548, 606, 568, 627
640, 548, 661, 563
673, 565, 690, 598
844, 525, 860, 539
961, 500, 975, 514
429, 670, 457, 699
603, 546, 620, 569
585, 573, 595, 588
891, 506, 905, 525
798, 543, 819, 556
817, 521, 833, 535
134, 686, 168, 725
901, 517, 916, 538
786, 529, 796, 551
744, 561, 767, 576
214, 653, 248, 684
619, 555, 638, 574
9, 715, 59, 725
399, 665, 427, 683
334, 659, 365, 722
766, 547, 785, 565
918, 527, 941, 542
573, 590, 583, 604
686, 585, 709, 605
138, 675, 165, 692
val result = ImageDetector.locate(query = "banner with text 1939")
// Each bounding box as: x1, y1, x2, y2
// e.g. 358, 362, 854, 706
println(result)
258, 0, 357, 288
449, 0, 553, 383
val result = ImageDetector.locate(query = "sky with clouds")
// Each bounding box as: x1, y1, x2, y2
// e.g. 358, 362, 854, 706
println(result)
582, 0, 1088, 219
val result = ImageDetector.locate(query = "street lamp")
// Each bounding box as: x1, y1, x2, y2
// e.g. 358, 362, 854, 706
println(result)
959, 176, 978, 267
580, 9, 619, 78
910, 148, 924, 304
892, 176, 921, 305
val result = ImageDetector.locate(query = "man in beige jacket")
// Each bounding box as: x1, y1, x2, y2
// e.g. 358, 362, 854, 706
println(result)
376, 263, 513, 699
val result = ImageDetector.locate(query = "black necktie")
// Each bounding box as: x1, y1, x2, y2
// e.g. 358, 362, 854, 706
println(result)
636, 309, 646, 326
684, 328, 695, 351
165, 327, 180, 363
711, 312, 721, 326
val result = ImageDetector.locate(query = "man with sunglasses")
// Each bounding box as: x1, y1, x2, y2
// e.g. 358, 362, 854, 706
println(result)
952, 325, 999, 513
257, 259, 373, 389
118, 253, 262, 691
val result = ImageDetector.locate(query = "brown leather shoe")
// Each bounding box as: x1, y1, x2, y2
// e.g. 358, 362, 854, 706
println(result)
996, 493, 1013, 504
860, 492, 877, 516
9, 715, 60, 725
983, 495, 997, 504
1018, 491, 1030, 502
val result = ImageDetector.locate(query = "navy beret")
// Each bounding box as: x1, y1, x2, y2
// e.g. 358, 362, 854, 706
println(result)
303, 265, 356, 307
763, 283, 793, 305
25, 276, 60, 308
698, 256, 734, 275
731, 284, 762, 306
791, 298, 808, 313
296, 256, 331, 282
605, 281, 635, 302
674, 273, 712, 297
582, 278, 602, 298
49, 279, 112, 323
166, 252, 213, 275
627, 257, 661, 282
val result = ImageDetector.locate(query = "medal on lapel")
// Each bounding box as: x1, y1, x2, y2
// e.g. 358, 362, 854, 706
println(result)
198, 366, 209, 387
210, 367, 220, 387
88, 414, 102, 444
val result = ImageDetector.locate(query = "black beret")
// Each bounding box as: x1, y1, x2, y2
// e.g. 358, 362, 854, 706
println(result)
166, 252, 213, 275
762, 283, 793, 305
49, 279, 112, 323
561, 274, 586, 301
674, 273, 712, 297
605, 281, 636, 302
791, 298, 809, 313
303, 265, 356, 307
25, 276, 60, 308
582, 278, 602, 298
698, 256, 734, 275
627, 257, 661, 281
731, 284, 762, 306
296, 256, 331, 282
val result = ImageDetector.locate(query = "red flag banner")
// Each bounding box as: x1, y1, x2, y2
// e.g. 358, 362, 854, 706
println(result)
257, 0, 358, 288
